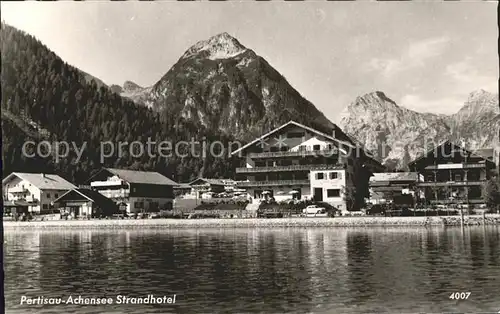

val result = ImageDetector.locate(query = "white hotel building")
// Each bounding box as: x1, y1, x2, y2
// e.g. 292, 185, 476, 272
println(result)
232, 121, 379, 212
2, 172, 76, 214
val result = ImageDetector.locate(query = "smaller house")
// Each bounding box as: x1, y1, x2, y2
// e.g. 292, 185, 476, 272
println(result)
53, 188, 118, 218
369, 172, 421, 206
174, 183, 192, 197
2, 172, 76, 215
188, 178, 235, 198
87, 168, 177, 214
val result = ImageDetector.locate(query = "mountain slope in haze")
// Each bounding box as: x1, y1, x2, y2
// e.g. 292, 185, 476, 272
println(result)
340, 90, 500, 170
122, 32, 336, 140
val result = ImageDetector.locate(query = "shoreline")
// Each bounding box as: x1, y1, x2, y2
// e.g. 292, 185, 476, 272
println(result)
3, 215, 500, 229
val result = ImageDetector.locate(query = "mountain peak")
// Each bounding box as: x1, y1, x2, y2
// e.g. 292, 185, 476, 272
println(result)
123, 80, 142, 93
212, 32, 236, 41
181, 32, 247, 60
351, 91, 398, 110
467, 89, 497, 103
340, 89, 499, 170
453, 89, 499, 119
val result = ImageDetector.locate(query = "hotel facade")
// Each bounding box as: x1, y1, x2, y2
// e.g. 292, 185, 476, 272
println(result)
232, 121, 380, 212
408, 141, 496, 206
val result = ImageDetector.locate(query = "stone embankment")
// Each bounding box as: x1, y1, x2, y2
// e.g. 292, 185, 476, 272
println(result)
3, 215, 500, 230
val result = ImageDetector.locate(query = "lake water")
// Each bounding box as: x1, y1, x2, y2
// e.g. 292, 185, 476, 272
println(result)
4, 227, 500, 313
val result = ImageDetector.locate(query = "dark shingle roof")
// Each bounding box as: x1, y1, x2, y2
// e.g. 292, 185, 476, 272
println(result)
104, 168, 177, 186
54, 188, 117, 209
2, 172, 75, 190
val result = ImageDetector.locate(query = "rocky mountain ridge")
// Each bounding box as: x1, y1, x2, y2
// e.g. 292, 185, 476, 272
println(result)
109, 32, 497, 169
339, 90, 499, 170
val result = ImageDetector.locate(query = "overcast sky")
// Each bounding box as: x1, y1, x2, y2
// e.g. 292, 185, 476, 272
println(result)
2, 2, 498, 122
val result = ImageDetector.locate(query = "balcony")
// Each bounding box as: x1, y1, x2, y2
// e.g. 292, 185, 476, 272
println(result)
98, 191, 130, 199
8, 186, 28, 193
424, 163, 486, 170
236, 164, 344, 173
91, 180, 127, 187
236, 179, 310, 187
247, 148, 338, 159
417, 180, 486, 187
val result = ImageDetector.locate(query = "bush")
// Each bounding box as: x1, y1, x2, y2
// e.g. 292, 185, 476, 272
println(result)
189, 213, 220, 219
159, 212, 183, 219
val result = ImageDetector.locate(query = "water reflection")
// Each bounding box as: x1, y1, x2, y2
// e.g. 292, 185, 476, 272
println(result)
4, 227, 500, 313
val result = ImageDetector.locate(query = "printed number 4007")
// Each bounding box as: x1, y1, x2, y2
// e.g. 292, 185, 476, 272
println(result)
449, 292, 471, 300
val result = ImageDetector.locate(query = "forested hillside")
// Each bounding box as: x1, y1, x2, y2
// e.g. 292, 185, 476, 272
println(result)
1, 23, 237, 184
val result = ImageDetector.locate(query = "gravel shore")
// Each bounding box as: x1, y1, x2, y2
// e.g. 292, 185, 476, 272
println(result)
3, 215, 500, 229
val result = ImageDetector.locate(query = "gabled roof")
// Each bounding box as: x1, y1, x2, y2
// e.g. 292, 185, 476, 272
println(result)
88, 168, 177, 186
231, 120, 355, 155
473, 148, 495, 162
408, 141, 494, 167
54, 188, 117, 209
370, 172, 419, 183
2, 172, 76, 190
174, 183, 192, 189
189, 178, 228, 186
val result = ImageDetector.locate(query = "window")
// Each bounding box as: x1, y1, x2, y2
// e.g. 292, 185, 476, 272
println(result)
55, 193, 59, 198
454, 174, 462, 181
46, 193, 51, 198
327, 189, 341, 198
296, 172, 308, 180
316, 172, 324, 180
347, 158, 353, 166
298, 145, 306, 151
329, 172, 339, 180
42, 204, 48, 209
256, 175, 266, 181
281, 159, 292, 166
313, 144, 321, 151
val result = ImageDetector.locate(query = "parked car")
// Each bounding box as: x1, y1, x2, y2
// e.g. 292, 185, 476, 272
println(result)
302, 205, 327, 217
